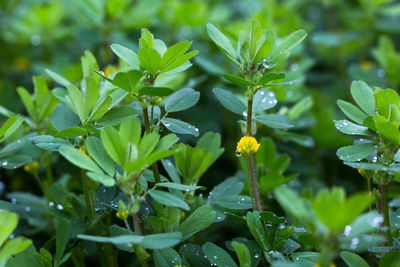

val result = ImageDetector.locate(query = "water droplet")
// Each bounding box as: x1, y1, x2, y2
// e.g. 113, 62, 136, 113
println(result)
260, 91, 265, 95
262, 97, 267, 103
2, 161, 8, 167
164, 123, 170, 127
254, 254, 259, 259
351, 237, 359, 249
57, 204, 64, 210
243, 111, 248, 117
49, 201, 54, 207
11, 198, 16, 204
25, 206, 31, 212
371, 216, 383, 227
195, 128, 199, 132
235, 150, 242, 157
344, 225, 351, 236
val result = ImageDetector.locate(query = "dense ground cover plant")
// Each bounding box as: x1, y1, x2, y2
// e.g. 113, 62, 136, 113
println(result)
2, 0, 400, 266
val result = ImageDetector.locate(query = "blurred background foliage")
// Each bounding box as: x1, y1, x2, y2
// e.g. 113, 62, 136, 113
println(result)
1, 0, 400, 256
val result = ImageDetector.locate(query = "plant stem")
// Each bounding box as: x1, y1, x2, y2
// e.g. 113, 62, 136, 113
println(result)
142, 107, 161, 183
246, 98, 262, 212
247, 99, 253, 136
142, 108, 150, 133
81, 169, 95, 220
381, 184, 393, 246
248, 155, 262, 212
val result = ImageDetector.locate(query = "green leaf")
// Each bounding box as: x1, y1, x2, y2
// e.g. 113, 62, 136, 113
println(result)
375, 89, 399, 118
276, 29, 307, 53
0, 155, 32, 169
196, 132, 224, 166
138, 48, 161, 75
255, 114, 294, 129
206, 23, 237, 64
340, 251, 369, 267
246, 211, 268, 251
100, 127, 125, 165
160, 41, 191, 67
288, 96, 313, 120
110, 44, 140, 69
379, 250, 400, 267
156, 182, 204, 191
17, 87, 35, 120
252, 89, 277, 113
59, 146, 103, 173
67, 85, 87, 123
78, 234, 143, 245
0, 115, 23, 143
374, 115, 400, 145
154, 134, 179, 152
86, 137, 115, 176
222, 74, 256, 86
202, 242, 238, 267
32, 135, 71, 151
45, 69, 72, 87
96, 106, 137, 127
312, 188, 370, 232
55, 127, 88, 138
165, 88, 200, 112
350, 80, 375, 116
232, 241, 251, 267
111, 70, 143, 93
160, 50, 198, 73
334, 120, 375, 136
0, 237, 31, 264
154, 248, 181, 267
51, 104, 81, 131
140, 232, 182, 249
336, 143, 376, 162
84, 77, 98, 116
162, 118, 199, 137
148, 189, 190, 210
55, 218, 70, 265
86, 172, 115, 187
174, 144, 212, 184
215, 195, 252, 210
213, 88, 246, 115
337, 100, 368, 125
138, 132, 160, 158
0, 210, 18, 247
249, 19, 263, 61
138, 86, 174, 96
258, 73, 285, 85
178, 205, 216, 240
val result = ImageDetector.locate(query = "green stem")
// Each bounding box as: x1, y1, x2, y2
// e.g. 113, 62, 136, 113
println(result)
382, 184, 393, 246
247, 99, 253, 136
248, 155, 262, 212
246, 98, 262, 212
142, 108, 150, 133
143, 107, 161, 183
81, 169, 95, 221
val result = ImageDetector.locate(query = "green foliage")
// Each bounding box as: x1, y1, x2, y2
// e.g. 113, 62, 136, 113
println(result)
3, 2, 400, 266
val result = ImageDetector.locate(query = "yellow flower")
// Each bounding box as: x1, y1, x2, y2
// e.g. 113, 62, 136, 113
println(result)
116, 209, 129, 220
24, 161, 39, 174
174, 265, 185, 267
104, 65, 119, 77
358, 168, 366, 176
156, 97, 162, 104
236, 136, 260, 156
